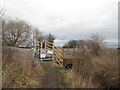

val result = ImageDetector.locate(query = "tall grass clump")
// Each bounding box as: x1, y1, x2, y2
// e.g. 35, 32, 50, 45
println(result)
2, 46, 44, 88
68, 48, 118, 88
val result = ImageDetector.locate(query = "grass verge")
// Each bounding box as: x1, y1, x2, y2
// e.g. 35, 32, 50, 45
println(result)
56, 66, 72, 88
2, 46, 44, 88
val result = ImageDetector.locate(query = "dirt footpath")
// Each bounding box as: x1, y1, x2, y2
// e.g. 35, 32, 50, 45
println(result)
40, 61, 57, 88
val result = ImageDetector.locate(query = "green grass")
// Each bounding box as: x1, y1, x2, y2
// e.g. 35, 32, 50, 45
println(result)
56, 67, 72, 88
40, 62, 72, 88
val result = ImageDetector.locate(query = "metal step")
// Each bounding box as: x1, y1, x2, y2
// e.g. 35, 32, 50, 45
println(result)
39, 58, 54, 61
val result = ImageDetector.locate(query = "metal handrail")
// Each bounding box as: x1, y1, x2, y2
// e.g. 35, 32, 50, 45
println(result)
46, 43, 53, 48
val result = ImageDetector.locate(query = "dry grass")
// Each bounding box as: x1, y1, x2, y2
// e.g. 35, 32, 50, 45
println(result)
66, 48, 118, 88
0, 46, 2, 89
2, 46, 44, 88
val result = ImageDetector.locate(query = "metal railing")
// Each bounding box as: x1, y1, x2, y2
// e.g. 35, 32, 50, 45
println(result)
46, 41, 64, 66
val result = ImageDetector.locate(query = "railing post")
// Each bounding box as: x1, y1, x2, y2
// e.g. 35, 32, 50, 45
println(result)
62, 48, 64, 59
40, 42, 42, 59
35, 41, 38, 58
52, 43, 54, 61
38, 41, 40, 59
33, 39, 36, 58
45, 41, 46, 50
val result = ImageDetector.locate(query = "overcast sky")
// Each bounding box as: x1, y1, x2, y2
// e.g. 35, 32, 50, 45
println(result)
1, 0, 119, 47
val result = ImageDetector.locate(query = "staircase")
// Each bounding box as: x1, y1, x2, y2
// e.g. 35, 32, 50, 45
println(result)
34, 41, 64, 66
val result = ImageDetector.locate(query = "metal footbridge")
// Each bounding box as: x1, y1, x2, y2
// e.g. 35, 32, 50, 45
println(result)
33, 41, 64, 66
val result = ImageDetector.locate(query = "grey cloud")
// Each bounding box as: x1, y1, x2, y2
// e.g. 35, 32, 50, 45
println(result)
4, 0, 118, 48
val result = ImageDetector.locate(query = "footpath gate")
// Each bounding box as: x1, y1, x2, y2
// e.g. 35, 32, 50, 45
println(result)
34, 41, 64, 66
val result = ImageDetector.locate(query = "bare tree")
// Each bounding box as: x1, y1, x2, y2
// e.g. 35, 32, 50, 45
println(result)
46, 33, 55, 43
0, 0, 6, 17
63, 40, 78, 48
33, 28, 44, 42
90, 34, 105, 55
85, 40, 92, 49
2, 19, 32, 47
77, 40, 86, 49
90, 34, 105, 46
